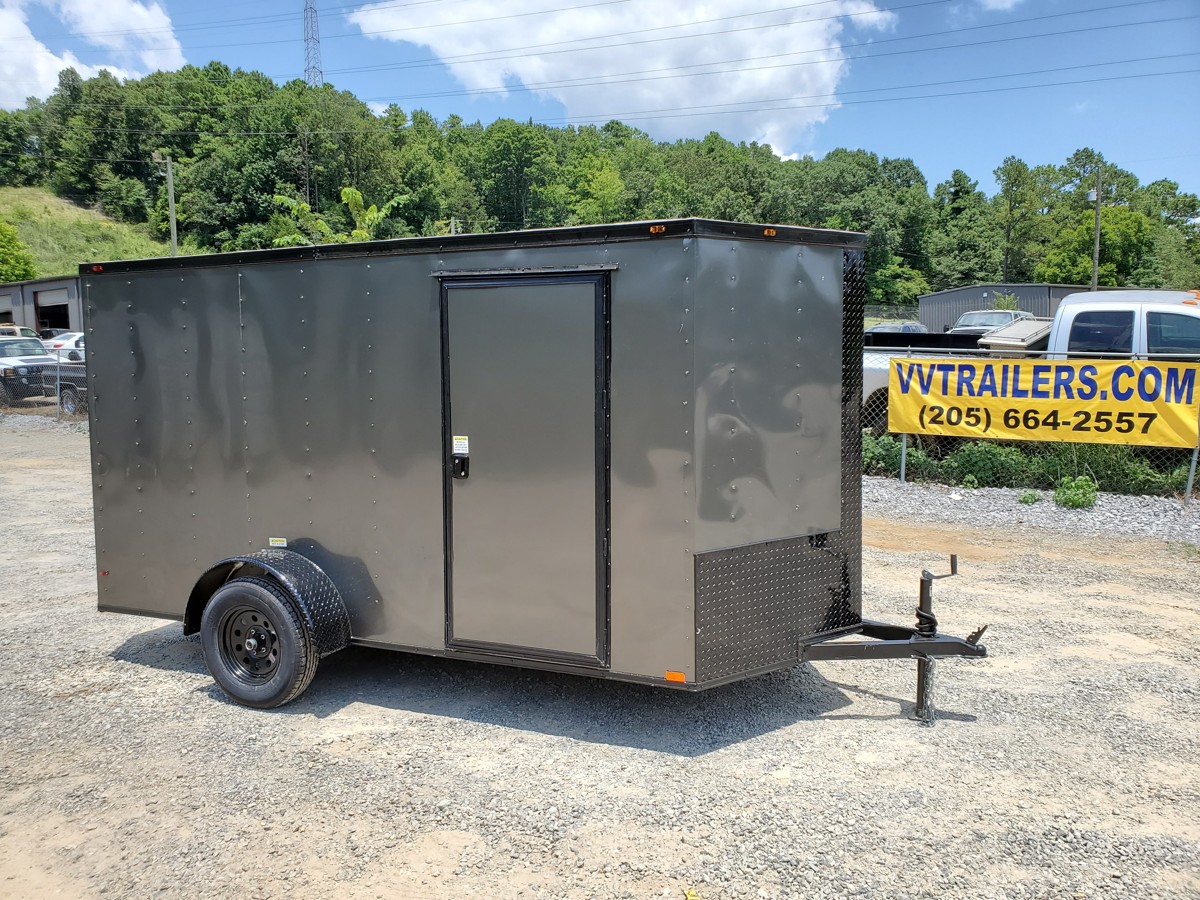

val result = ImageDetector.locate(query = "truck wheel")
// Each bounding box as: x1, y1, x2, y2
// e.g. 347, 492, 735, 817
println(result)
200, 576, 318, 708
60, 386, 84, 415
862, 388, 889, 435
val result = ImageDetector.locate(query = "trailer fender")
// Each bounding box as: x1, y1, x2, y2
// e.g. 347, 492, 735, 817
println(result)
184, 549, 351, 658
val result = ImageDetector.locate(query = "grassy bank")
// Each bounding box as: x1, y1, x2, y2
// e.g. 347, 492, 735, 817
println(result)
0, 186, 170, 277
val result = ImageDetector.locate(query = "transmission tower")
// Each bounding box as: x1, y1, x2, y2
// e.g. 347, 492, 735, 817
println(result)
304, 0, 323, 88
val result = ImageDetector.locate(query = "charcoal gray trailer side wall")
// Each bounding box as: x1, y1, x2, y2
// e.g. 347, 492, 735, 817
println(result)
83, 219, 866, 690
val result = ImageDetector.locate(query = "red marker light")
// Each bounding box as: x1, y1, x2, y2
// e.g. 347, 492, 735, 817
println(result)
99, 570, 110, 576
91, 264, 104, 273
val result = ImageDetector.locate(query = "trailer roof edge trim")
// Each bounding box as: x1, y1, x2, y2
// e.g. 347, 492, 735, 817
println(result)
79, 218, 868, 276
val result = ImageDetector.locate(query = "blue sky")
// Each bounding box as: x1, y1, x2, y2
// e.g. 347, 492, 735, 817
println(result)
2, 0, 1198, 197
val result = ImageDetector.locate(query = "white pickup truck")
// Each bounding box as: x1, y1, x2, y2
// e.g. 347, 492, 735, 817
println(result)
863, 290, 1200, 429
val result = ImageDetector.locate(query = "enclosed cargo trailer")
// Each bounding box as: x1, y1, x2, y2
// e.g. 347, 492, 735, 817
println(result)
82, 219, 985, 712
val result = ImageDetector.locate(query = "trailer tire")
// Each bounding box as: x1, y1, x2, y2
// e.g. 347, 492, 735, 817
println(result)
0, 383, 11, 407
60, 386, 85, 415
200, 576, 318, 708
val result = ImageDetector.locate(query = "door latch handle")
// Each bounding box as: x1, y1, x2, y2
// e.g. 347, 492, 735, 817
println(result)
452, 454, 470, 479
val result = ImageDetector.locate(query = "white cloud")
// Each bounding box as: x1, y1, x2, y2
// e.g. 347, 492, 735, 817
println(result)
346, 0, 897, 155
977, 0, 1025, 9
0, 0, 183, 110
366, 100, 389, 116
47, 0, 184, 72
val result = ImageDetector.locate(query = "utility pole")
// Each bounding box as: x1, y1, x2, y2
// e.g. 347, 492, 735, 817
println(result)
1088, 163, 1103, 291
153, 151, 178, 257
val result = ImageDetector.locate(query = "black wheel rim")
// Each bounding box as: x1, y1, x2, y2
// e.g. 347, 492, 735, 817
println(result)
219, 605, 281, 683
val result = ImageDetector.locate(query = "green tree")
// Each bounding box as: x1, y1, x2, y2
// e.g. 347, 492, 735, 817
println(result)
271, 195, 340, 246
0, 109, 42, 186
993, 156, 1040, 282
868, 254, 930, 307
339, 186, 408, 241
0, 221, 37, 281
1130, 225, 1200, 289
1035, 206, 1155, 286
271, 187, 407, 246
927, 169, 1000, 290
479, 119, 561, 228
570, 159, 628, 224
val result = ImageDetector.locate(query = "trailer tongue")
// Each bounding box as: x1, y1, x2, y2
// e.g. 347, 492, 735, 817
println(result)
801, 555, 988, 724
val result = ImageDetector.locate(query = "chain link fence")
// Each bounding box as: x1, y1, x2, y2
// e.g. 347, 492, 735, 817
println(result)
48, 362, 89, 421
861, 349, 1199, 500
864, 304, 919, 322
0, 361, 88, 423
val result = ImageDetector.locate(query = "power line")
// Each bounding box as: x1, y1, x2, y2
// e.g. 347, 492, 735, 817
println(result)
551, 68, 1200, 128
311, 0, 1170, 80
6, 0, 647, 56
4, 0, 465, 43
0, 0, 1175, 101
12, 67, 1193, 139
545, 55, 1199, 122
17, 2, 1185, 108
56, 51, 1198, 119
347, 18, 1197, 106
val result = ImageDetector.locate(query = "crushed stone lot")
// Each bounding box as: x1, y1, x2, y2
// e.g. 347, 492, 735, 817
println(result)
1, 413, 1198, 899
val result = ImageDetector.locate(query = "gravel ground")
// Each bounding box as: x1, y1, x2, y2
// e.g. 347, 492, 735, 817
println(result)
863, 475, 1200, 544
1, 412, 1198, 900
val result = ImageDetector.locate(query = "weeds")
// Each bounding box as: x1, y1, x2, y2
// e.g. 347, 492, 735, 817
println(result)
1053, 475, 1099, 509
862, 430, 1189, 498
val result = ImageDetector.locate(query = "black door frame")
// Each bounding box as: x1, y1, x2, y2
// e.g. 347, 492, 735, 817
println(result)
438, 272, 612, 668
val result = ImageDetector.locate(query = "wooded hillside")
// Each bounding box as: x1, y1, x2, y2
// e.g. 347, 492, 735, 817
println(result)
1, 64, 1196, 299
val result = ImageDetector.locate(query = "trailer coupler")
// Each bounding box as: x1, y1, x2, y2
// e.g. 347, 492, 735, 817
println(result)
800, 555, 988, 725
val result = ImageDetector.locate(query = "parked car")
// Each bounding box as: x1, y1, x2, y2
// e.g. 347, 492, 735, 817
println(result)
947, 309, 1034, 335
865, 321, 928, 334
40, 328, 70, 341
44, 331, 85, 361
0, 324, 41, 340
0, 337, 60, 406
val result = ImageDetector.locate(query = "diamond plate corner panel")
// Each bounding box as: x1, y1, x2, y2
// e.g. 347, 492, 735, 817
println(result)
693, 534, 858, 682
690, 249, 866, 684
840, 248, 865, 615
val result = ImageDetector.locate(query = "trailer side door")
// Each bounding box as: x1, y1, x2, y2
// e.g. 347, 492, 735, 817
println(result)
441, 274, 609, 667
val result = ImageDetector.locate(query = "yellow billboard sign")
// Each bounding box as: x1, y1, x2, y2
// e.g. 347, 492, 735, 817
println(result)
886, 357, 1200, 448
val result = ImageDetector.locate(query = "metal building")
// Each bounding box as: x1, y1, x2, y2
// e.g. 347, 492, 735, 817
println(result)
917, 283, 1124, 333
0, 274, 83, 332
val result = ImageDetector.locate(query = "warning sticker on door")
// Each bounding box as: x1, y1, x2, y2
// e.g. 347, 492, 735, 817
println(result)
453, 435, 470, 455
269, 537, 288, 548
